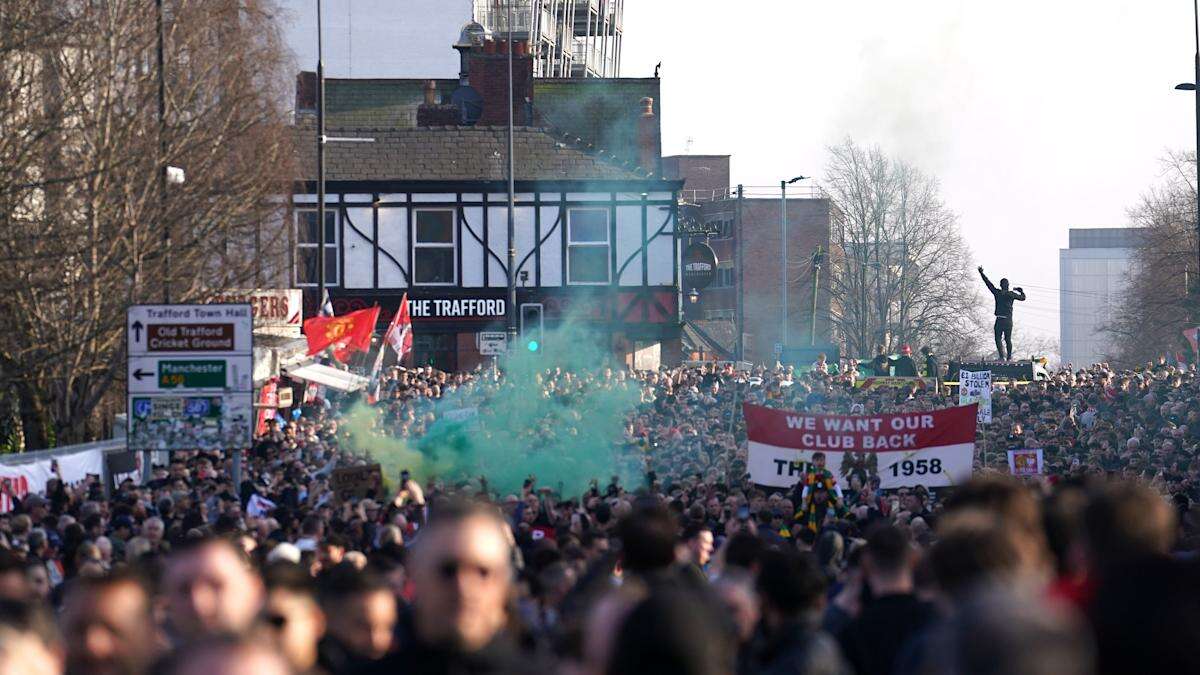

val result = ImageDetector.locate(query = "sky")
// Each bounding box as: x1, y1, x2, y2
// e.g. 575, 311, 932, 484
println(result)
620, 0, 1197, 345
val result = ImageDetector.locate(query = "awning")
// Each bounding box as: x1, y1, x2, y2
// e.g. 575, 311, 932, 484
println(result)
281, 362, 371, 392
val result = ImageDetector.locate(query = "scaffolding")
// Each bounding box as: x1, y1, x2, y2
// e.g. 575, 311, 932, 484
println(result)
473, 0, 623, 78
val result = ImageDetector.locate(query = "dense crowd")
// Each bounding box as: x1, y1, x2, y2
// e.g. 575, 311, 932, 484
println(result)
0, 358, 1198, 675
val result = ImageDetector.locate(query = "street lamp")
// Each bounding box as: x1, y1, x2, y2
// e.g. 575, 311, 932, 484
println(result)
1176, 0, 1200, 290
688, 288, 700, 304
780, 176, 808, 349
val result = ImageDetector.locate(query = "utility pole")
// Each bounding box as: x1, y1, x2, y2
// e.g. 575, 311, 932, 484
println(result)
505, 0, 518, 344
1176, 0, 1200, 311
736, 184, 745, 361
317, 0, 327, 306
157, 0, 169, 303
810, 245, 824, 346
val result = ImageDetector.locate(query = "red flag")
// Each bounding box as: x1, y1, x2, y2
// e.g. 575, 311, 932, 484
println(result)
387, 294, 413, 361
304, 307, 381, 363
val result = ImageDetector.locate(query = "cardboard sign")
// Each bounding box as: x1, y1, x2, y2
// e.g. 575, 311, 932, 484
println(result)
329, 464, 383, 502
744, 403, 977, 489
959, 370, 993, 424
1007, 448, 1044, 476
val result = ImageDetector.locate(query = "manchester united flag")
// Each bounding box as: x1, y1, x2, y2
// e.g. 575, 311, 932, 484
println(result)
304, 306, 381, 363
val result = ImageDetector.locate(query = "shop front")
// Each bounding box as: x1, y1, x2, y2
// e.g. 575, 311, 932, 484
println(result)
329, 287, 680, 372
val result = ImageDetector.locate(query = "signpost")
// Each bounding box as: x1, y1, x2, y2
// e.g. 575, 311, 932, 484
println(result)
479, 331, 508, 356
127, 304, 253, 483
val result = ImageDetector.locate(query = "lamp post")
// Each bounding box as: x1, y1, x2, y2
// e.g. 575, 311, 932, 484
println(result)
780, 176, 808, 349
506, 0, 518, 345
317, 0, 327, 306
1176, 0, 1200, 291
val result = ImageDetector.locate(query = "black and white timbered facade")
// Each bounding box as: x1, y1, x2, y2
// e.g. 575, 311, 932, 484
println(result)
293, 176, 683, 371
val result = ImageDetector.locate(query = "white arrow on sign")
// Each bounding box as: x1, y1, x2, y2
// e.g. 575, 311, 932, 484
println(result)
127, 355, 253, 394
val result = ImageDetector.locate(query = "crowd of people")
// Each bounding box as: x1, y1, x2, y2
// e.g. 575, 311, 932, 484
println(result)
0, 357, 1198, 675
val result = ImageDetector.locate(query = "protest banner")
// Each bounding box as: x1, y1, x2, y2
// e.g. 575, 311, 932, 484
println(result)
1007, 448, 1044, 476
855, 376, 934, 391
959, 370, 993, 424
744, 403, 976, 489
329, 463, 383, 502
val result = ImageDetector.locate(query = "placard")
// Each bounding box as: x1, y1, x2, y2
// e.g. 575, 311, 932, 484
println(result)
330, 464, 383, 502
744, 403, 976, 489
959, 370, 993, 424
1007, 448, 1044, 476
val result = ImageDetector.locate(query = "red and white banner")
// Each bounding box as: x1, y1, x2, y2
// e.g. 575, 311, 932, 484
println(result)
744, 403, 977, 489
1007, 448, 1044, 476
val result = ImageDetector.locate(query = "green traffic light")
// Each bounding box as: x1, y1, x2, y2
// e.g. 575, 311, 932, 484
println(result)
527, 340, 540, 352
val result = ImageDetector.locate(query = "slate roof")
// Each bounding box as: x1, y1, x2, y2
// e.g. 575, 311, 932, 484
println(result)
294, 123, 649, 183
532, 78, 660, 172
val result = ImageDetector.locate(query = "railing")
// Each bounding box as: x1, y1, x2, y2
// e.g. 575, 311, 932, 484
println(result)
679, 184, 828, 203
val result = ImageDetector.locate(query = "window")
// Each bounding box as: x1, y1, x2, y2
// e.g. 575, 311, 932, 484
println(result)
712, 266, 735, 288
295, 209, 338, 287
413, 209, 456, 285
567, 209, 610, 284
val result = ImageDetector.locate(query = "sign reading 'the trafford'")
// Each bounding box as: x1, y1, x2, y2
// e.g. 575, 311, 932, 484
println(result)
406, 298, 506, 320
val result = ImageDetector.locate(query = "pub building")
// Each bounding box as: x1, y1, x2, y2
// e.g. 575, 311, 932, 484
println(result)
292, 26, 682, 371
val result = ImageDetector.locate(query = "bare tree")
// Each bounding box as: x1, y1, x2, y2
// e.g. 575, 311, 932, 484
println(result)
823, 139, 986, 359
0, 0, 293, 449
1108, 151, 1196, 367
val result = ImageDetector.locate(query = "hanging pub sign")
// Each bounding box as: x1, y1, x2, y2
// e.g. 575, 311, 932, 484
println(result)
682, 242, 718, 291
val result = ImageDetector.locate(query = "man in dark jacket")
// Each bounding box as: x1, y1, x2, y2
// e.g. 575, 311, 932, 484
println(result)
355, 503, 522, 675
837, 525, 937, 675
750, 549, 849, 675
979, 266, 1026, 361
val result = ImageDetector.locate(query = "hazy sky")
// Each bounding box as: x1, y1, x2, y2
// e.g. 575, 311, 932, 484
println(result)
621, 1, 1196, 344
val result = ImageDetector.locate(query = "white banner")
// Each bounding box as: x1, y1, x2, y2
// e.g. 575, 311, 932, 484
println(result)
57, 450, 104, 484
744, 404, 977, 489
1007, 448, 1044, 476
959, 370, 993, 424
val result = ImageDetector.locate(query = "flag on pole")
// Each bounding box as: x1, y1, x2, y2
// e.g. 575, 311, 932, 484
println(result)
367, 295, 412, 404
387, 294, 413, 360
304, 306, 381, 363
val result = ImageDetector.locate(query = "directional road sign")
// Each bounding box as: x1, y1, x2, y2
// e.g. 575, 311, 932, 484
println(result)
127, 304, 253, 451
478, 331, 508, 356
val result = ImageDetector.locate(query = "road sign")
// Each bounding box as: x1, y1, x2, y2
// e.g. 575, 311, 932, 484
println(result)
126, 355, 253, 394
479, 331, 508, 356
127, 304, 253, 451
774, 342, 784, 356
127, 304, 253, 355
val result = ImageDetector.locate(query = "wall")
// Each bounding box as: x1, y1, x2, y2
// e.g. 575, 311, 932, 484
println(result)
276, 0, 471, 79
292, 189, 677, 291
740, 198, 832, 363
663, 155, 731, 198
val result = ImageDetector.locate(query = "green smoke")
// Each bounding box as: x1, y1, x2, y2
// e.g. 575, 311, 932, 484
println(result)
341, 310, 645, 497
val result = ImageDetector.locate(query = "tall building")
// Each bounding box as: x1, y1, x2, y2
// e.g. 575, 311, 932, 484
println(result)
1059, 228, 1143, 368
664, 156, 832, 363
276, 0, 623, 79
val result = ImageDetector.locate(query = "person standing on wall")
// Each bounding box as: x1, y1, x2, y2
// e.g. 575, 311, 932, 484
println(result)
979, 266, 1026, 361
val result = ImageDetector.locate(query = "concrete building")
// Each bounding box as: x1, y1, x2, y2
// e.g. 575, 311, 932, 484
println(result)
276, 0, 623, 80
664, 156, 832, 363
1059, 227, 1143, 368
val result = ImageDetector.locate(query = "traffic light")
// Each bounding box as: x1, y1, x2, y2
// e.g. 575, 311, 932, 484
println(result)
520, 303, 543, 354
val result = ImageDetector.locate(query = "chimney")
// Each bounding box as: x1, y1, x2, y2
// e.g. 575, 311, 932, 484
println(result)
417, 80, 460, 127
295, 71, 316, 112
637, 97, 659, 175
468, 41, 534, 126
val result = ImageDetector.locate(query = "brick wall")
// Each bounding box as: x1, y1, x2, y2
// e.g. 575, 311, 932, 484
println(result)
739, 198, 832, 362
468, 52, 534, 126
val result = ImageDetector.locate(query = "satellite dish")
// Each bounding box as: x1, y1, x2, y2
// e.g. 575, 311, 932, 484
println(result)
450, 85, 483, 126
